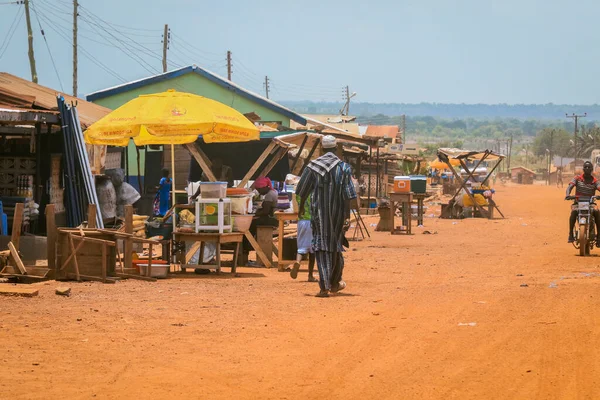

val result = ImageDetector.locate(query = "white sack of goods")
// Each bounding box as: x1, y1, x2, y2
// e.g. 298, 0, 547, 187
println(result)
116, 182, 141, 218
96, 178, 117, 219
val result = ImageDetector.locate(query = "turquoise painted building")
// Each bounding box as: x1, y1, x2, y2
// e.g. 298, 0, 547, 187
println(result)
86, 65, 307, 189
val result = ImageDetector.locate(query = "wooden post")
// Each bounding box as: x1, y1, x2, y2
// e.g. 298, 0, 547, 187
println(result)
244, 231, 271, 268
289, 134, 308, 172
124, 205, 133, 272
277, 219, 285, 272
11, 203, 24, 251
45, 204, 57, 271
185, 143, 217, 182
8, 242, 27, 275
256, 227, 274, 267
87, 204, 97, 229
258, 147, 288, 178
295, 138, 320, 175
101, 242, 107, 282
238, 141, 277, 188
68, 234, 81, 281
147, 242, 153, 277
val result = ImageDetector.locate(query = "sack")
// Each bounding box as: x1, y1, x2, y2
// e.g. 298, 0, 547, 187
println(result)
96, 179, 117, 219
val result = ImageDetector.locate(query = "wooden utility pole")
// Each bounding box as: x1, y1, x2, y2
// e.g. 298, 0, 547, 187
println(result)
162, 24, 169, 73
344, 85, 350, 115
566, 112, 586, 139
227, 51, 232, 81
24, 0, 38, 83
401, 114, 406, 144
264, 75, 270, 99
73, 0, 78, 96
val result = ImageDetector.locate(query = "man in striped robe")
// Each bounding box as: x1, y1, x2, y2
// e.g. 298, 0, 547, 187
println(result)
296, 135, 357, 297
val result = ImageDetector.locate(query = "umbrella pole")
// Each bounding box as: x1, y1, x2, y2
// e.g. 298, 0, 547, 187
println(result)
171, 144, 176, 207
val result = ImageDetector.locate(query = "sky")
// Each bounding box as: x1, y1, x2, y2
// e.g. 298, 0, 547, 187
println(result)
0, 0, 598, 105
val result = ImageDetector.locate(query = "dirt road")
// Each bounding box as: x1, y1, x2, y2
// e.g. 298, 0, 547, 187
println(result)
2, 183, 599, 399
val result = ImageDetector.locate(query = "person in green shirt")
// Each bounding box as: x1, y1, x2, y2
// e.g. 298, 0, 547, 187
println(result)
290, 193, 316, 282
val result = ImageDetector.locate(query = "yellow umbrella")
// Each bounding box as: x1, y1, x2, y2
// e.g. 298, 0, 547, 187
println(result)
85, 89, 259, 143
85, 89, 260, 206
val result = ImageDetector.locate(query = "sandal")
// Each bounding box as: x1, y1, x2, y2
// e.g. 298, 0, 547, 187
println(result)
308, 276, 318, 282
331, 280, 346, 293
315, 290, 329, 298
290, 262, 300, 279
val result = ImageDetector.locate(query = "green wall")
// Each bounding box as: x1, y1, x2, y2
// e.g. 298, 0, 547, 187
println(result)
93, 73, 291, 125
92, 72, 292, 177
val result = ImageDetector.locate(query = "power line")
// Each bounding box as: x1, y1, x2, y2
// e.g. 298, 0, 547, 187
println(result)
0, 6, 23, 59
30, 1, 64, 91
34, 12, 126, 83
78, 14, 161, 76
170, 33, 221, 57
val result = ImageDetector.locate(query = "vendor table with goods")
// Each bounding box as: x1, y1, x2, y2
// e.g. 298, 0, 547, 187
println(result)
173, 231, 244, 274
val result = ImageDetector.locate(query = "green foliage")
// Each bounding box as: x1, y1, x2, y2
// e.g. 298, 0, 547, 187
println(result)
532, 128, 571, 157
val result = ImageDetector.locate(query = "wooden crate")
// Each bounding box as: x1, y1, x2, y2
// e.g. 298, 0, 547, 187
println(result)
56, 232, 117, 280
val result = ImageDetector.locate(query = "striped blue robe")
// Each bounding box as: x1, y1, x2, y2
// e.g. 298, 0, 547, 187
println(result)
297, 153, 356, 291
297, 153, 357, 252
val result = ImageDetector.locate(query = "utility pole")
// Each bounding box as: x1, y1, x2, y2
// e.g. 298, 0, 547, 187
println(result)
401, 114, 406, 144
263, 75, 270, 99
566, 112, 587, 139
344, 85, 350, 115
73, 0, 78, 96
24, 0, 38, 83
227, 51, 232, 81
161, 24, 169, 73
507, 134, 513, 171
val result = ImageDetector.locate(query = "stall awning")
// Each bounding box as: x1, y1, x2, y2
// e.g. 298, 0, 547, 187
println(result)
438, 148, 506, 161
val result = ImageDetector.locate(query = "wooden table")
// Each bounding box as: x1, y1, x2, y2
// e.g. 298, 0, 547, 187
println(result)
412, 193, 427, 226
173, 232, 244, 274
274, 212, 298, 272
389, 192, 413, 235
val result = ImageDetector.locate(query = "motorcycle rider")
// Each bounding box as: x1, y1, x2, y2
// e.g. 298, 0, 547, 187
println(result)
566, 161, 600, 244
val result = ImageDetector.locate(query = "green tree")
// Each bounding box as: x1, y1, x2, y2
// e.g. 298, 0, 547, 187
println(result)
532, 128, 571, 157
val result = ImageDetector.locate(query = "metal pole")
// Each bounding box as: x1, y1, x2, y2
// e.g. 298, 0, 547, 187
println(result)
171, 144, 176, 206
367, 146, 372, 214
73, 0, 78, 96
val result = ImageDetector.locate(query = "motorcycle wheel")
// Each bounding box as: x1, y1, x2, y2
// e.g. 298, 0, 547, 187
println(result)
580, 224, 588, 256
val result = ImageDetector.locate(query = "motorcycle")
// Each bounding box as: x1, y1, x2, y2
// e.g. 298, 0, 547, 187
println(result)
567, 195, 600, 256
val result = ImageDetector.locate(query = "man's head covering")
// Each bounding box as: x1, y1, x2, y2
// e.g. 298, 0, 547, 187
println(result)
254, 177, 273, 189
321, 135, 337, 149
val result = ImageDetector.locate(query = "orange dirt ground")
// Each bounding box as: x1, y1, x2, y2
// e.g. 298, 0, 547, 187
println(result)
2, 183, 600, 399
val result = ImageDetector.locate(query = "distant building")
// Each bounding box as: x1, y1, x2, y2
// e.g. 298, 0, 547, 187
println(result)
510, 166, 536, 184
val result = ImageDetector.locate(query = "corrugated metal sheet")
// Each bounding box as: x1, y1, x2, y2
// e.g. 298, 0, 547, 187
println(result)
364, 125, 399, 138
0, 72, 110, 126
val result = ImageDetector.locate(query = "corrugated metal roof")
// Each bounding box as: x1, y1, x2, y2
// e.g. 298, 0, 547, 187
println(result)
364, 125, 399, 138
0, 72, 110, 126
86, 65, 307, 126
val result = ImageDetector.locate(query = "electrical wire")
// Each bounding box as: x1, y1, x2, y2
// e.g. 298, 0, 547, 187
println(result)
78, 14, 161, 76
170, 33, 222, 57
34, 12, 127, 83
0, 6, 23, 59
30, 1, 64, 91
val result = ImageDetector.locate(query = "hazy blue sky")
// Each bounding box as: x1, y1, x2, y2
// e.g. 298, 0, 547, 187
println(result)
0, 0, 597, 104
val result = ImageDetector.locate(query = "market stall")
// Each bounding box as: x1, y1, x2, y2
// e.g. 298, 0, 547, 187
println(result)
437, 148, 505, 219
84, 89, 260, 275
